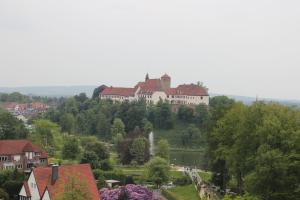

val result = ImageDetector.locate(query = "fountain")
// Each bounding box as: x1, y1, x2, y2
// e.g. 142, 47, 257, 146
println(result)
148, 132, 154, 156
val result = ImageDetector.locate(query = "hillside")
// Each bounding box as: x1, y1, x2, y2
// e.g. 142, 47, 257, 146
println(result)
0, 86, 299, 106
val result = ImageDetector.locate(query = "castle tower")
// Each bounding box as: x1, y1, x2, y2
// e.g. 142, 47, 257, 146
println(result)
161, 74, 171, 91
145, 73, 149, 81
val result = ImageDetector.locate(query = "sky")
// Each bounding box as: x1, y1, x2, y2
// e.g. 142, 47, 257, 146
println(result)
0, 0, 300, 99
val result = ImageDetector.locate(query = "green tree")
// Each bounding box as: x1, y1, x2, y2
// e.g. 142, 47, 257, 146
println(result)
209, 102, 300, 198
33, 119, 63, 155
143, 119, 153, 134
80, 151, 100, 169
154, 100, 173, 129
62, 137, 80, 160
181, 124, 202, 147
0, 110, 28, 139
130, 137, 149, 164
83, 141, 109, 161
155, 139, 170, 161
145, 157, 170, 188
111, 118, 125, 137
209, 96, 235, 127
96, 112, 111, 139
177, 105, 194, 123
60, 113, 75, 134
195, 103, 210, 130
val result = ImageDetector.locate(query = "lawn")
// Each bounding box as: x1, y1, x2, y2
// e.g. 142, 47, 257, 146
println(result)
170, 170, 185, 179
167, 184, 200, 200
198, 171, 212, 183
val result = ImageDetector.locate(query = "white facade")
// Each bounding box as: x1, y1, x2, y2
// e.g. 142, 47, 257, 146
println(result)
27, 172, 40, 200
101, 89, 209, 106
99, 74, 209, 107
41, 189, 51, 200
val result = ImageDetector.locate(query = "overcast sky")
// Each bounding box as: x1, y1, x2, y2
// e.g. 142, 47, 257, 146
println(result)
0, 0, 299, 99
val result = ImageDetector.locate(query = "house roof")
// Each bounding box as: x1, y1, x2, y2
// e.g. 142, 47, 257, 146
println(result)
99, 74, 208, 97
101, 87, 136, 97
32, 164, 99, 200
167, 84, 208, 96
136, 79, 163, 95
0, 140, 47, 157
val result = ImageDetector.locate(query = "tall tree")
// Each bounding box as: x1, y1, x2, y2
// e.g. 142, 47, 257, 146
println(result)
60, 113, 75, 134
111, 118, 125, 137
130, 137, 149, 164
155, 139, 170, 161
62, 137, 80, 160
0, 110, 28, 139
145, 157, 170, 188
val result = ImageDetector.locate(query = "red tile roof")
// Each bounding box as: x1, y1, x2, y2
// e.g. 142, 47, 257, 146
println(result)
99, 74, 208, 97
136, 79, 163, 95
0, 140, 47, 157
101, 87, 136, 97
170, 84, 208, 96
33, 164, 99, 200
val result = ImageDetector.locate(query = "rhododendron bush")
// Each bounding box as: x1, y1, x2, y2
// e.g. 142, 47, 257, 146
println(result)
99, 184, 160, 200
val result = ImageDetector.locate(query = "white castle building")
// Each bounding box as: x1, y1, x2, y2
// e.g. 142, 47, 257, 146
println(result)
100, 74, 209, 107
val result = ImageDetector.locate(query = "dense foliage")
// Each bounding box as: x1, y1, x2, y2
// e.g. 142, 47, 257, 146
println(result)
0, 169, 26, 200
209, 102, 300, 200
0, 109, 28, 139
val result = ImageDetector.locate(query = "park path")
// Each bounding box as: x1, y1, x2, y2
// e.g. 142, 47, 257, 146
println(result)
184, 167, 219, 200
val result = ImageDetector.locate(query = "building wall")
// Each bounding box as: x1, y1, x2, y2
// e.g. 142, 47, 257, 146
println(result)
42, 189, 51, 200
27, 172, 40, 200
151, 91, 168, 104
19, 185, 27, 198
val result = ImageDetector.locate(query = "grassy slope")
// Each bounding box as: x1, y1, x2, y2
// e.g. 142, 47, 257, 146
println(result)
154, 121, 204, 149
168, 185, 200, 200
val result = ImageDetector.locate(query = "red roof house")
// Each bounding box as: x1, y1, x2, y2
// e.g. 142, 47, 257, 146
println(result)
19, 164, 100, 200
0, 140, 48, 171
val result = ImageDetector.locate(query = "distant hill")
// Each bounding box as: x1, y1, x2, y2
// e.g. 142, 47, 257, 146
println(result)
0, 86, 299, 107
0, 86, 97, 97
211, 93, 300, 107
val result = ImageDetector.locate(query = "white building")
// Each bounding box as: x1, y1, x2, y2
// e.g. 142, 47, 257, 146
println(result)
100, 74, 209, 108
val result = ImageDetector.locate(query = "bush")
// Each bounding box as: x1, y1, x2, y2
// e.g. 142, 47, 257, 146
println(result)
93, 169, 127, 187
0, 188, 9, 200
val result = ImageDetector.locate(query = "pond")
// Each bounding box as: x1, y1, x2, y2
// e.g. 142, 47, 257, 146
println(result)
169, 150, 207, 168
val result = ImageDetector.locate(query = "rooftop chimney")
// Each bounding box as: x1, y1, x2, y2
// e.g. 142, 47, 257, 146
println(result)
51, 164, 59, 185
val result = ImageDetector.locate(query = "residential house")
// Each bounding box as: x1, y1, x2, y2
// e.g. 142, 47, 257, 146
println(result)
0, 140, 48, 172
19, 164, 100, 200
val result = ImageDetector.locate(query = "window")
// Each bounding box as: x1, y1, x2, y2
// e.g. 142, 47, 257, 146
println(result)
0, 156, 8, 161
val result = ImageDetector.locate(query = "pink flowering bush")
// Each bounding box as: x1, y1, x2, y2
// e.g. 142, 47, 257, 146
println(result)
99, 184, 160, 200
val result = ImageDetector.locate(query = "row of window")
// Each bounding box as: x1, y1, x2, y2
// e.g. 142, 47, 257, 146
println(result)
19, 196, 30, 200
0, 156, 8, 161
